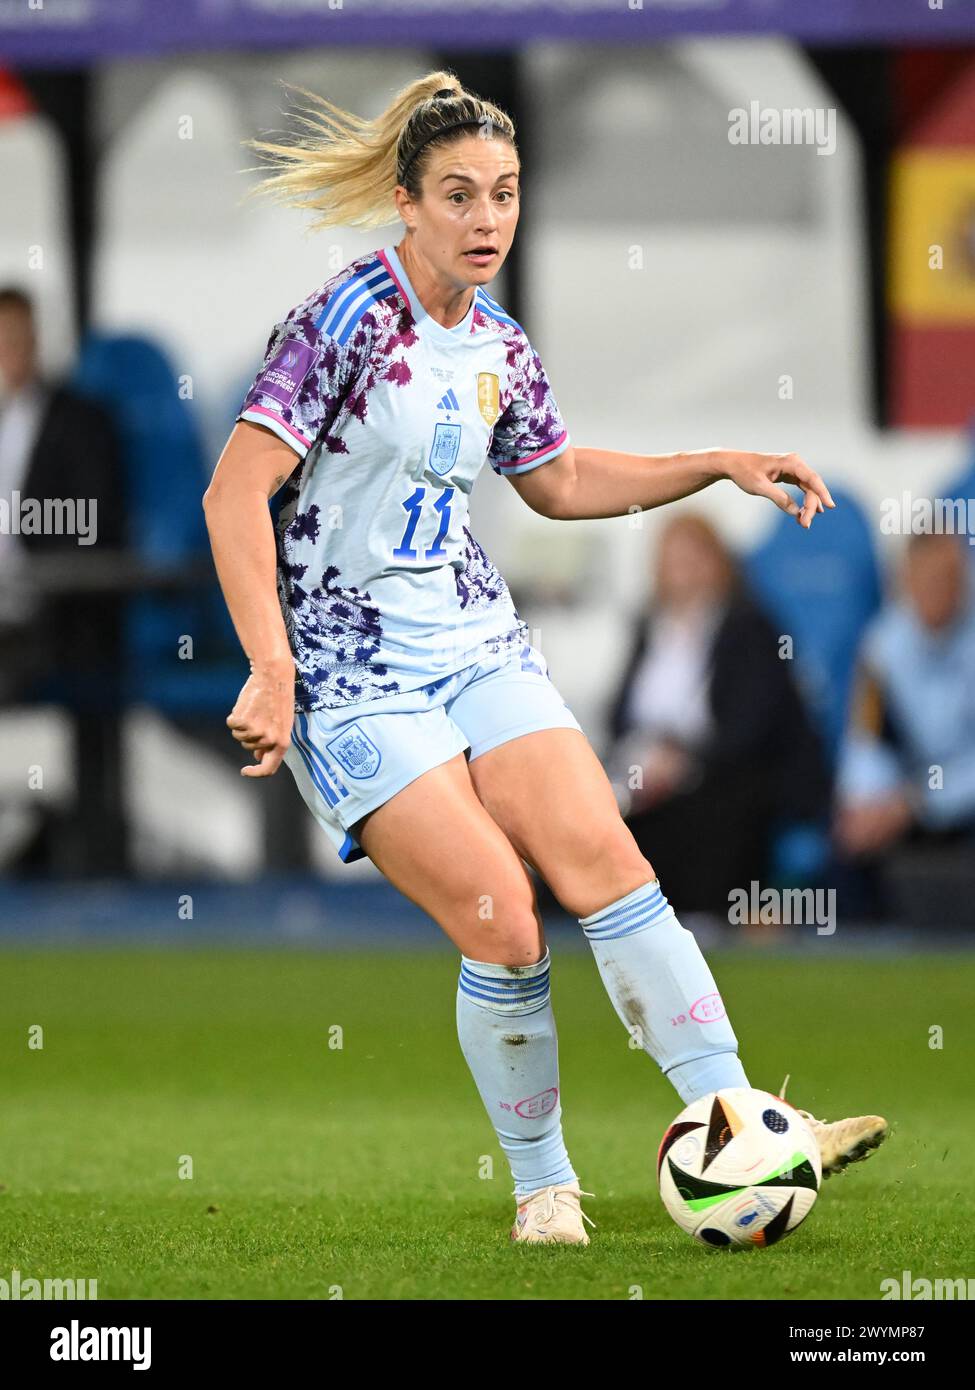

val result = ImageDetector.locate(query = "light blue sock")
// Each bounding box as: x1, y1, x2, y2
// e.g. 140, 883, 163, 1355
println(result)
580, 880, 749, 1103
456, 948, 577, 1198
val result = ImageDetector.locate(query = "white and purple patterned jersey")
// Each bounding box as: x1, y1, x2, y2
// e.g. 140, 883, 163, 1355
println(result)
237, 243, 570, 710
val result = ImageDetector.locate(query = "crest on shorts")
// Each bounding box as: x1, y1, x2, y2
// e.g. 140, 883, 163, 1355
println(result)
476, 372, 500, 426
519, 643, 546, 675
326, 723, 382, 779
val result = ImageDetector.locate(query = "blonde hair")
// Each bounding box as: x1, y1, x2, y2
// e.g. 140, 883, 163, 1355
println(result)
244, 69, 517, 233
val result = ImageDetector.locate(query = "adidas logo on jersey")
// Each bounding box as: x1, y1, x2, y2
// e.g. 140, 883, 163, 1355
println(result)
436, 389, 460, 413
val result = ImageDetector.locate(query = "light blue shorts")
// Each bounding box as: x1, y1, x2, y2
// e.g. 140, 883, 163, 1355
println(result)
283, 632, 583, 863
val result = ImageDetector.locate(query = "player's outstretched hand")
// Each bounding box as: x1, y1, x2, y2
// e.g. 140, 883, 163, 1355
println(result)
225, 658, 295, 777
722, 450, 835, 528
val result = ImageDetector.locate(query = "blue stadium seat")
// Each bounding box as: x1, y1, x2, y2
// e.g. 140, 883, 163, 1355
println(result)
745, 484, 881, 759
745, 486, 882, 883
72, 333, 244, 713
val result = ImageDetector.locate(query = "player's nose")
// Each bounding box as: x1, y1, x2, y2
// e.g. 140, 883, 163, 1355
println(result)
472, 196, 499, 229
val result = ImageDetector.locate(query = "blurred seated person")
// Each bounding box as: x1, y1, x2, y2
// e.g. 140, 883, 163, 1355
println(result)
0, 285, 125, 702
834, 532, 975, 916
604, 514, 831, 916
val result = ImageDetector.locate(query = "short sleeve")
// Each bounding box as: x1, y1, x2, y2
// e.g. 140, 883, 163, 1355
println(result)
488, 335, 569, 477
237, 311, 358, 460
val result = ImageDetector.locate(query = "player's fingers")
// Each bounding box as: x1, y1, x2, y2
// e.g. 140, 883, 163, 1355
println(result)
756, 479, 801, 518
228, 721, 276, 749
780, 456, 834, 509
263, 745, 287, 776
228, 724, 263, 745
227, 717, 265, 741
241, 745, 286, 778
799, 488, 822, 528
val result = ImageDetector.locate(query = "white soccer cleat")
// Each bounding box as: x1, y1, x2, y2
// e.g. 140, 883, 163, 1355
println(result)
779, 1074, 889, 1178
510, 1182, 596, 1245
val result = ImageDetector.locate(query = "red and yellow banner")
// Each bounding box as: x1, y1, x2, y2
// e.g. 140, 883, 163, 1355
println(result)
889, 57, 975, 426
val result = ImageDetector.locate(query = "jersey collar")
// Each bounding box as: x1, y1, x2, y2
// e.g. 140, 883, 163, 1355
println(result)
380, 243, 477, 340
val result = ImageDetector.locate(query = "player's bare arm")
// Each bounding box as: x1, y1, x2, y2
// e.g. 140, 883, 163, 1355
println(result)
203, 420, 300, 777
508, 442, 835, 529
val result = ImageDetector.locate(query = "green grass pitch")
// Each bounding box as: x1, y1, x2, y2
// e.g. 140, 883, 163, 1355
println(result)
0, 945, 971, 1300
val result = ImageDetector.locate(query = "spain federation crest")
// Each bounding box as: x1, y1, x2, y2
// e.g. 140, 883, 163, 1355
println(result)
476, 371, 500, 426
429, 421, 461, 476
326, 723, 382, 779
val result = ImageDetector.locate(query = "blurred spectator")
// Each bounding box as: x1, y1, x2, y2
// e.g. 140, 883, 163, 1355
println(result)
604, 514, 831, 915
0, 286, 125, 700
0, 286, 127, 873
835, 531, 975, 923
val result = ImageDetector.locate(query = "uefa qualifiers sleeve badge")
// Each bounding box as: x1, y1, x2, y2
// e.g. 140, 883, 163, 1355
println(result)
256, 340, 320, 407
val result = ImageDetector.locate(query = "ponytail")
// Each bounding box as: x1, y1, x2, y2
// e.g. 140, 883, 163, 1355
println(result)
244, 69, 517, 232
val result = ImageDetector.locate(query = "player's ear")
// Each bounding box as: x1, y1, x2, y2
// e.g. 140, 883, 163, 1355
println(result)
393, 184, 416, 228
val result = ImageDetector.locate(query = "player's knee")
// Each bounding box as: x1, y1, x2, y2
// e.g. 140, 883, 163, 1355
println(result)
455, 880, 542, 966
551, 821, 655, 919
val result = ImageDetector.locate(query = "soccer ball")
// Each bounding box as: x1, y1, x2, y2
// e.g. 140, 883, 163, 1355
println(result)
657, 1086, 821, 1248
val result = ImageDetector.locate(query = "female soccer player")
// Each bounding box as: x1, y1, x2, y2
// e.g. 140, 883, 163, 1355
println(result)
203, 72, 888, 1245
